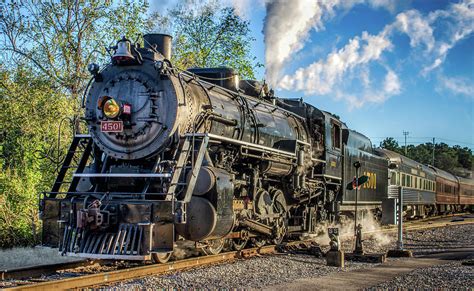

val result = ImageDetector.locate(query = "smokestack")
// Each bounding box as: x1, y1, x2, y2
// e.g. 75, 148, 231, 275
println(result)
143, 33, 172, 59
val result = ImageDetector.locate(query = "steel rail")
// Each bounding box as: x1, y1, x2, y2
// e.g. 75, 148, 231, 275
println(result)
343, 214, 473, 238
5, 245, 278, 291
0, 260, 98, 281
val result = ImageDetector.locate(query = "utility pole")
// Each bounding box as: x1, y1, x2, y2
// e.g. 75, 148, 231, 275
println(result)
403, 131, 409, 155
432, 137, 435, 166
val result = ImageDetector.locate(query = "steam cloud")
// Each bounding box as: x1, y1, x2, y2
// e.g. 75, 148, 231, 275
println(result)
263, 0, 339, 87
304, 214, 392, 249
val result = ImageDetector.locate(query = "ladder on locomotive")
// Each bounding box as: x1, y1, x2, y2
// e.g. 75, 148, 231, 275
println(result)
166, 134, 209, 205
50, 134, 93, 198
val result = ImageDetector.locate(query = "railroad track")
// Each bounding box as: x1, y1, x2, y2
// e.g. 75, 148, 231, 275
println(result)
0, 260, 106, 281
361, 213, 473, 237
3, 242, 308, 291
3, 215, 473, 290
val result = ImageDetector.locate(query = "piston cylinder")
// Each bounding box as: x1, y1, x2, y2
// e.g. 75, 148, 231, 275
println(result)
176, 167, 234, 241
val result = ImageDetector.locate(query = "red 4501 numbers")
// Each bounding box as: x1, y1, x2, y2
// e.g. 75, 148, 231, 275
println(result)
101, 121, 123, 132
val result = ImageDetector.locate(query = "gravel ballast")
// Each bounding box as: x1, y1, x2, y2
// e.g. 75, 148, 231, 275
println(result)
1, 219, 471, 289
370, 258, 474, 290
112, 223, 473, 290
114, 255, 377, 289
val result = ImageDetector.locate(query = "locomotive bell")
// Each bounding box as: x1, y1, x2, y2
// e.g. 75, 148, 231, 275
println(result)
113, 38, 135, 62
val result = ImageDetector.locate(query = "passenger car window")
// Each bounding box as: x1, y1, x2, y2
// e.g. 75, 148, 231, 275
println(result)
390, 172, 397, 185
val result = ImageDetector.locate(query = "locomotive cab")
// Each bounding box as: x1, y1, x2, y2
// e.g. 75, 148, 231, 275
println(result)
321, 111, 344, 179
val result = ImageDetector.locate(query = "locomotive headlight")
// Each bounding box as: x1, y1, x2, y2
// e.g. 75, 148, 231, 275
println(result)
103, 98, 121, 118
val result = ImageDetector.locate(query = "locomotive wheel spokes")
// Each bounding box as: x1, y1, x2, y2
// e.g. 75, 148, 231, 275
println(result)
271, 190, 288, 245
272, 217, 288, 245
255, 189, 273, 216
152, 252, 172, 264
251, 237, 266, 248
232, 238, 248, 251
203, 238, 225, 255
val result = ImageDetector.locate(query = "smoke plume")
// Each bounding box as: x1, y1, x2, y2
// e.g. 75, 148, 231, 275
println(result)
263, 0, 341, 87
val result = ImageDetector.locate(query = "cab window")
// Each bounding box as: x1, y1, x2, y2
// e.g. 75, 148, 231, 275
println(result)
332, 122, 341, 149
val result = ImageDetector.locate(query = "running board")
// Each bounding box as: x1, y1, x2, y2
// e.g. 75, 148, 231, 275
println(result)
73, 173, 172, 178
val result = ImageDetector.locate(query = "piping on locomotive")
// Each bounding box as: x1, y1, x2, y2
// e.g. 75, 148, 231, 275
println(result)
39, 34, 473, 262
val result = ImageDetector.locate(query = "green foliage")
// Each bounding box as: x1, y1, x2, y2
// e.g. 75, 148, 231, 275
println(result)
154, 0, 261, 79
454, 145, 472, 169
0, 67, 75, 247
379, 138, 473, 174
0, 0, 154, 103
380, 137, 400, 153
0, 0, 156, 248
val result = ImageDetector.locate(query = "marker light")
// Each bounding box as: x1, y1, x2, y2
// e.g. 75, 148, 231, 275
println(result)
103, 98, 121, 119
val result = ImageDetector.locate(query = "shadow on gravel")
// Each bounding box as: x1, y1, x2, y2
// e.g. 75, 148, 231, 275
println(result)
282, 257, 326, 265
405, 238, 459, 243
408, 245, 472, 253
415, 248, 474, 260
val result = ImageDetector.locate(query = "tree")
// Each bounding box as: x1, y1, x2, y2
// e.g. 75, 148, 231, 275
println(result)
0, 0, 155, 247
379, 138, 473, 174
0, 67, 75, 247
434, 143, 458, 172
0, 0, 155, 107
407, 143, 432, 165
453, 145, 472, 170
154, 0, 261, 79
380, 137, 401, 153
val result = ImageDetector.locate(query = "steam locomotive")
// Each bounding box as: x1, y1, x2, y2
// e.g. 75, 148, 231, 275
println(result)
40, 34, 473, 263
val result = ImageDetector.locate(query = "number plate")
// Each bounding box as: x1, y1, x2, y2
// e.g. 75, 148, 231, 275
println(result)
101, 121, 123, 132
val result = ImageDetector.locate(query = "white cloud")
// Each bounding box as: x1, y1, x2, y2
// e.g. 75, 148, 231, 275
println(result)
263, 0, 397, 87
383, 69, 401, 95
275, 0, 474, 108
360, 66, 371, 89
278, 29, 393, 96
393, 10, 435, 51
422, 0, 474, 74
229, 0, 265, 19
367, 0, 397, 12
336, 69, 401, 109
278, 28, 400, 109
439, 75, 474, 97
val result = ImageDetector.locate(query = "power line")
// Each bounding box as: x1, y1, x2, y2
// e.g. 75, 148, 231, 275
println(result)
370, 136, 474, 146
434, 137, 474, 145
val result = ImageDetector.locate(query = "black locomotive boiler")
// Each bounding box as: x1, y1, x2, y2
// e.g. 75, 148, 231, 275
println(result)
40, 33, 402, 263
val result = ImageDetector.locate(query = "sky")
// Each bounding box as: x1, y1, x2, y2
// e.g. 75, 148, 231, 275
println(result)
152, 0, 474, 150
